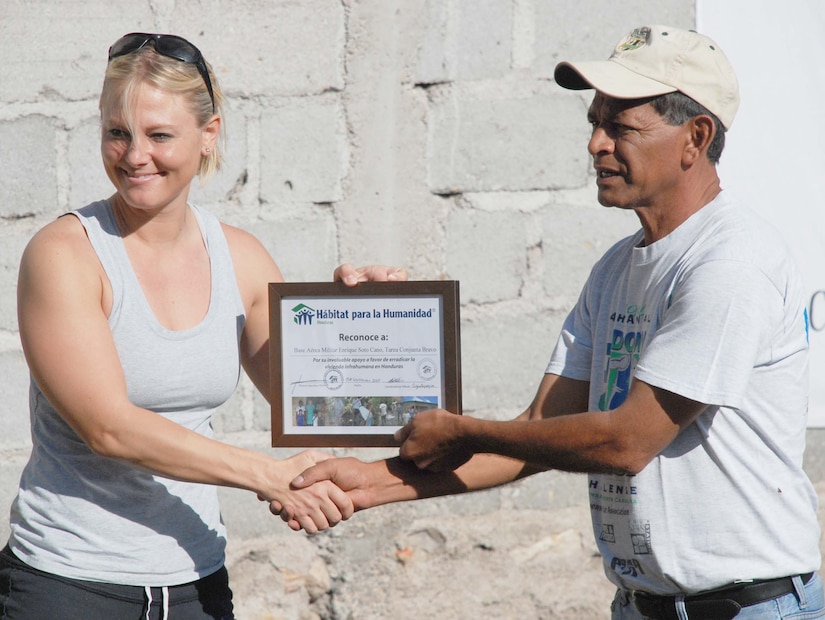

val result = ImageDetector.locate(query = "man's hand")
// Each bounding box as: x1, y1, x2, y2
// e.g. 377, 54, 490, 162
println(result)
281, 457, 380, 531
263, 450, 355, 534
291, 457, 373, 507
334, 263, 409, 286
286, 452, 479, 532
395, 409, 473, 472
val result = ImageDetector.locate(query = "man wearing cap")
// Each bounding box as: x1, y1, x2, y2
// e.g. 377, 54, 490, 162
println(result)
286, 25, 824, 619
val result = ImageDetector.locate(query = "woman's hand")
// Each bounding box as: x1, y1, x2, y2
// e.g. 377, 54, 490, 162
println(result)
334, 263, 409, 286
262, 450, 355, 534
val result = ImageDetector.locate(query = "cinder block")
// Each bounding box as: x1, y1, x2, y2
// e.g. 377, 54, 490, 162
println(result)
460, 309, 567, 410
189, 104, 250, 208
428, 90, 591, 193
540, 197, 640, 298
0, 117, 57, 218
0, 227, 36, 333
446, 208, 526, 304
335, 193, 449, 278
0, 3, 153, 103
334, 21, 446, 271
251, 213, 338, 282
531, 2, 695, 77
259, 96, 347, 205
180, 0, 345, 97
252, 389, 271, 432
416, 0, 513, 83
68, 116, 112, 209
0, 349, 34, 449
212, 386, 248, 435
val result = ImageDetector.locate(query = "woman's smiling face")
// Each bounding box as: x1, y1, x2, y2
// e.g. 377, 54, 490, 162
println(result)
100, 83, 207, 213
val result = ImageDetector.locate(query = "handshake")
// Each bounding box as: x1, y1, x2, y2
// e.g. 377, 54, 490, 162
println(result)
261, 408, 474, 534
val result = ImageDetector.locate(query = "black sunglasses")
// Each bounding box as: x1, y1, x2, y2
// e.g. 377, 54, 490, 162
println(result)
108, 33, 215, 112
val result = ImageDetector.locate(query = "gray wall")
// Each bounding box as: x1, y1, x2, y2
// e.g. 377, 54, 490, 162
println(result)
1, 1, 822, 618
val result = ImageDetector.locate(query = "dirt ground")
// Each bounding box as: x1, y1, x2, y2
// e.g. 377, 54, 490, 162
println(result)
224, 480, 825, 620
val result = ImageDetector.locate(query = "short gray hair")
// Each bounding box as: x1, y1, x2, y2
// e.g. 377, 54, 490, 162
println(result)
651, 91, 726, 164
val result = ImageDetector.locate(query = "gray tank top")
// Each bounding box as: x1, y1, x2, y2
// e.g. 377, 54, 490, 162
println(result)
9, 200, 247, 586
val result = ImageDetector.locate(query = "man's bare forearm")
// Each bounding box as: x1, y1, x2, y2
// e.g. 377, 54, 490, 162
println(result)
362, 453, 535, 509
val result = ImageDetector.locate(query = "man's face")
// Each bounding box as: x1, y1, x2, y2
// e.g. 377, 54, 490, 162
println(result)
586, 93, 689, 211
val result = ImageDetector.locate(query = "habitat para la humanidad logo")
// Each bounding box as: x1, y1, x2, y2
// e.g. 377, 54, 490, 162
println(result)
291, 303, 315, 325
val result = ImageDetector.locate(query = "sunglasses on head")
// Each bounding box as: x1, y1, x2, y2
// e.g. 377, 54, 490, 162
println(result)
108, 33, 215, 112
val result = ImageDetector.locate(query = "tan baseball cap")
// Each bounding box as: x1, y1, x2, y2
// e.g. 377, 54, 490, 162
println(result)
554, 25, 740, 129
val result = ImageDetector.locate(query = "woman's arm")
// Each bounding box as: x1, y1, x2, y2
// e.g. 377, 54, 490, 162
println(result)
18, 216, 349, 533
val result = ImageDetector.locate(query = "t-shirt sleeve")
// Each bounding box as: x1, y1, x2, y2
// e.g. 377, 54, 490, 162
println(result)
633, 259, 783, 408
547, 282, 595, 381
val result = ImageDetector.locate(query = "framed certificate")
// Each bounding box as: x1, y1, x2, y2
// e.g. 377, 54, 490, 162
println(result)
269, 280, 462, 447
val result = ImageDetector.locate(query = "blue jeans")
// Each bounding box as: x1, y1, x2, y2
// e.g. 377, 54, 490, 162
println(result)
612, 572, 824, 620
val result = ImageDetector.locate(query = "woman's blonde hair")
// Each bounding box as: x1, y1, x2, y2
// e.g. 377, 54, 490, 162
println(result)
99, 44, 225, 179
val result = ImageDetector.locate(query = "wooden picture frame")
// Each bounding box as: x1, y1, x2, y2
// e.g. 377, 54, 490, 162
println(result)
269, 280, 462, 447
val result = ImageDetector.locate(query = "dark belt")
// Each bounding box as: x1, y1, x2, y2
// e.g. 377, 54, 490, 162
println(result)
632, 572, 814, 620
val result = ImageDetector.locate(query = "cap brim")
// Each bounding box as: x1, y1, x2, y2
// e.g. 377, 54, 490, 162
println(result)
554, 60, 677, 100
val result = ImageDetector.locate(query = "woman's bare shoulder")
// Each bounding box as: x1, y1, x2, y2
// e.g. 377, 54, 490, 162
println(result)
20, 214, 103, 284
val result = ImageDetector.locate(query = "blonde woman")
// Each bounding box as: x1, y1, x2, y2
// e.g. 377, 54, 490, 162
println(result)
2, 33, 404, 619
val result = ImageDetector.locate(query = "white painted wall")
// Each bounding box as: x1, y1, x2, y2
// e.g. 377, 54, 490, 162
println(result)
697, 0, 825, 426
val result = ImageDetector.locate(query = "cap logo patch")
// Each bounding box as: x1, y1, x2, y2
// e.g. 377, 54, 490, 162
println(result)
616, 27, 650, 52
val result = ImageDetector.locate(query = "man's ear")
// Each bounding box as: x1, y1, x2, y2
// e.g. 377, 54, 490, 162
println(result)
683, 115, 715, 165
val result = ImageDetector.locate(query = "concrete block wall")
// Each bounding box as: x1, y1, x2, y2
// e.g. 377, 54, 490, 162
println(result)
2, 1, 823, 618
